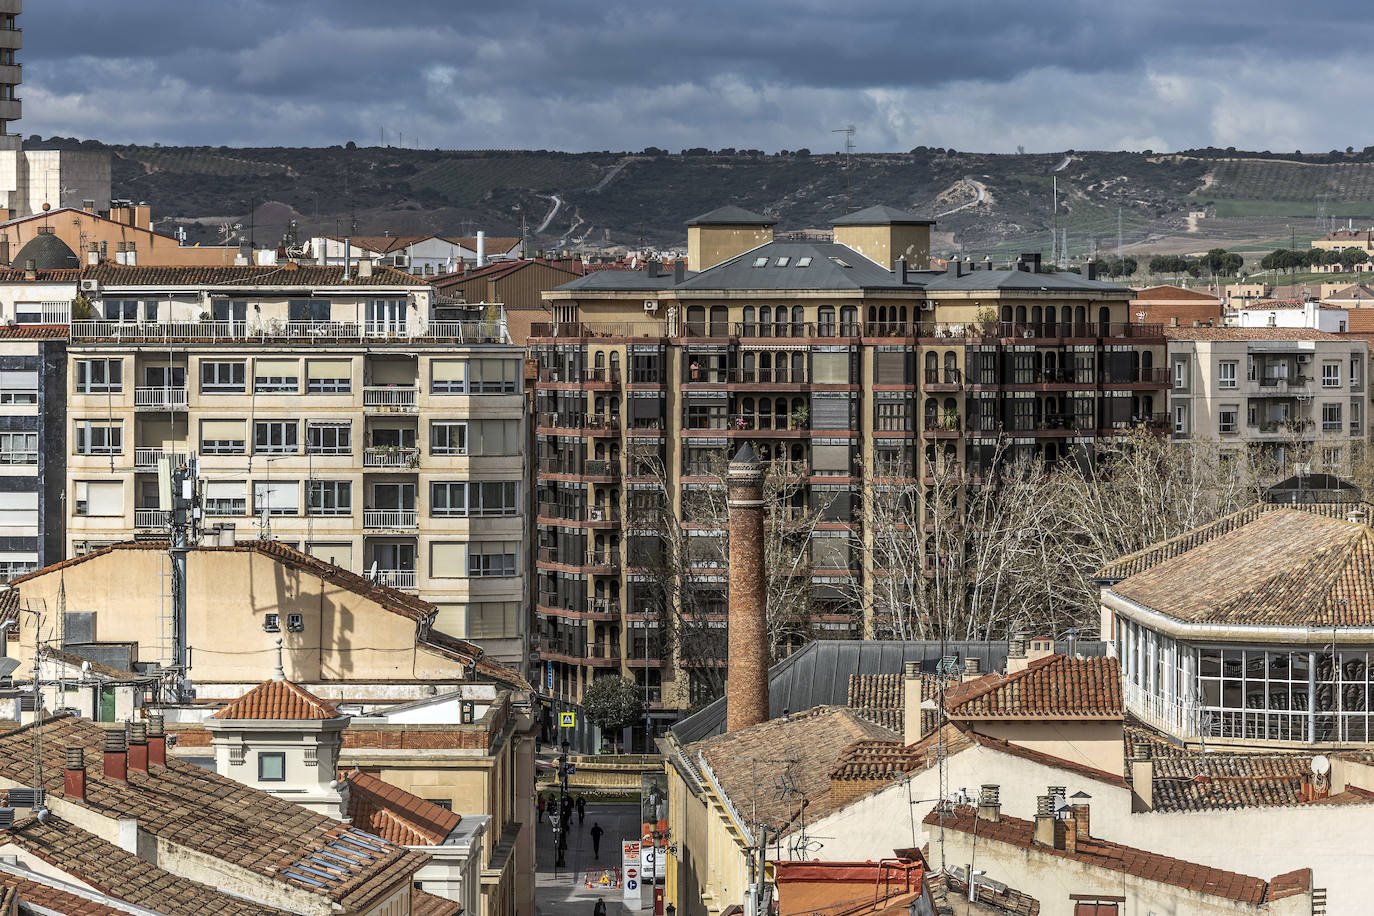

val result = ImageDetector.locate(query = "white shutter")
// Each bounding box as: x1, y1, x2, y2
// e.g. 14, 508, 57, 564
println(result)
254, 359, 298, 377
430, 542, 466, 578
307, 542, 353, 570
0, 491, 37, 528
85, 481, 123, 516
204, 481, 246, 500
433, 602, 467, 636
0, 370, 38, 390
431, 360, 466, 381
201, 419, 245, 439
254, 481, 299, 511
306, 359, 352, 380
371, 361, 415, 385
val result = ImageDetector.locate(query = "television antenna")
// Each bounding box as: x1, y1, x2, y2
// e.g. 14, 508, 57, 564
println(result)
832, 125, 856, 213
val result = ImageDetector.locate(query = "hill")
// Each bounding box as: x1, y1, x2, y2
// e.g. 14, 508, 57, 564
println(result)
28, 137, 1374, 259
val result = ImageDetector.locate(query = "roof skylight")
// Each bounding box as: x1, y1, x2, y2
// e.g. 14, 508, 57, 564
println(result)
752, 257, 768, 268
796, 256, 812, 267
829, 257, 852, 268
775, 256, 790, 267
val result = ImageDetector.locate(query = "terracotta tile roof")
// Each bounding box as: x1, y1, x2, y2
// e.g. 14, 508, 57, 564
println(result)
0, 269, 80, 283
925, 805, 1273, 905
1267, 869, 1313, 901
80, 263, 427, 288
410, 888, 464, 916
345, 771, 461, 846
1111, 508, 1374, 627
5, 814, 290, 916
1093, 501, 1366, 581
214, 678, 341, 720
0, 325, 68, 339
830, 724, 974, 784
0, 716, 427, 910
692, 707, 897, 834
943, 656, 1122, 720
1132, 285, 1223, 302
1164, 326, 1351, 340
1148, 754, 1374, 812
1325, 283, 1374, 300
1319, 229, 1374, 243
846, 673, 903, 709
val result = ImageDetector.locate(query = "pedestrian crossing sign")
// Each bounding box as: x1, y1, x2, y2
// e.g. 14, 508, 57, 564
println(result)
560, 712, 576, 727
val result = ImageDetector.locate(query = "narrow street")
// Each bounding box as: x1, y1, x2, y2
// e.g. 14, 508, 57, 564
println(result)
534, 801, 644, 916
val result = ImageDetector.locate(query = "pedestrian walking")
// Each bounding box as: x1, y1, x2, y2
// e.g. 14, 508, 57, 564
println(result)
576, 794, 586, 826
593, 899, 607, 916
590, 822, 604, 860
537, 794, 547, 822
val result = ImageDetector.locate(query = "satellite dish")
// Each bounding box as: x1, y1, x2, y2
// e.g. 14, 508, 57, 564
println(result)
1312, 755, 1331, 776
368, 560, 379, 582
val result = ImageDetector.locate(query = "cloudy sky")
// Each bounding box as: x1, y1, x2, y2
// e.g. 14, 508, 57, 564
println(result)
19, 1, 1374, 154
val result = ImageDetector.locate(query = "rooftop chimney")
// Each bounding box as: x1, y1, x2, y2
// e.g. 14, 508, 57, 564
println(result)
1007, 631, 1030, 673
1130, 742, 1154, 811
1033, 794, 1056, 847
646, 259, 660, 279
64, 746, 86, 801
128, 721, 148, 774
0, 237, 8, 268
147, 713, 166, 767
343, 238, 351, 281
902, 661, 923, 745
1065, 802, 1090, 853
896, 255, 908, 284
87, 244, 99, 266
23, 259, 34, 282
962, 656, 982, 681
976, 784, 1001, 823
1084, 259, 1098, 281
358, 258, 373, 278
476, 231, 486, 268
725, 444, 769, 733
673, 259, 685, 283
103, 727, 128, 784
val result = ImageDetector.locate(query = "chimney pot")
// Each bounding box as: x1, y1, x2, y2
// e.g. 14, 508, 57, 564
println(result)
1033, 795, 1057, 847
147, 713, 167, 767
962, 656, 981, 679
976, 784, 1001, 822
128, 722, 148, 774
64, 746, 86, 801
1133, 740, 1152, 760
23, 259, 34, 281
103, 728, 128, 784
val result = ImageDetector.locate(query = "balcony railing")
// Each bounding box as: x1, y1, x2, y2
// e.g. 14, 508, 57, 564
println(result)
363, 447, 419, 468
363, 509, 417, 528
588, 597, 621, 616
374, 569, 417, 590
134, 509, 170, 529
70, 318, 510, 345
134, 449, 187, 469
530, 321, 666, 339
362, 386, 418, 411
0, 448, 35, 465
585, 550, 622, 568
134, 387, 188, 409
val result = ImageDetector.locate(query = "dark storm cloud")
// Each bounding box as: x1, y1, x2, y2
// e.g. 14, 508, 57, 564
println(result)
17, 1, 1374, 152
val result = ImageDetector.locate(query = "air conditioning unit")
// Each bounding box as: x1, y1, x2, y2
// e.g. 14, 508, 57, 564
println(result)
1297, 354, 1312, 363
643, 299, 658, 313
920, 301, 935, 311
79, 279, 101, 293
263, 613, 280, 633
74, 500, 88, 516
589, 508, 604, 521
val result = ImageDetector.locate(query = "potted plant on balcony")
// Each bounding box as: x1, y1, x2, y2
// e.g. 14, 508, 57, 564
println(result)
941, 408, 960, 430
790, 403, 809, 429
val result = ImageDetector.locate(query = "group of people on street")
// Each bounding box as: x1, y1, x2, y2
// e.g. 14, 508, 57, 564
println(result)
536, 792, 605, 858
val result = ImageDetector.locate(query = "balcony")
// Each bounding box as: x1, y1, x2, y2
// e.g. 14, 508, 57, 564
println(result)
585, 550, 621, 571
363, 447, 419, 469
134, 449, 187, 469
134, 509, 170, 530
588, 597, 621, 617
374, 569, 417, 591
70, 317, 510, 345
363, 386, 418, 412
730, 321, 862, 339
134, 387, 188, 409
363, 509, 417, 529
923, 368, 962, 388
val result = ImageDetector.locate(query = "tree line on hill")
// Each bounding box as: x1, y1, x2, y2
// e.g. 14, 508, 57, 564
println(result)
1259, 247, 1369, 273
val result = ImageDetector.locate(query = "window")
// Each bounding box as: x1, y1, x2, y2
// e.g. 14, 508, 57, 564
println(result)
468, 419, 521, 455
469, 358, 520, 394
75, 359, 122, 394
204, 481, 247, 516
74, 421, 122, 455
775, 257, 790, 267
72, 482, 121, 517
253, 481, 299, 516
1218, 405, 1238, 434
1323, 402, 1343, 432
1172, 360, 1188, 389
468, 601, 521, 639
200, 361, 245, 394
431, 422, 467, 455
0, 432, 36, 464
468, 541, 519, 577
1353, 400, 1363, 436
1218, 361, 1237, 389
306, 480, 352, 516
254, 359, 299, 394
102, 300, 147, 322
254, 421, 298, 455
0, 369, 36, 404
1173, 404, 1187, 434
257, 752, 286, 782
306, 359, 351, 394
1323, 362, 1341, 388
306, 421, 351, 455
431, 481, 518, 517
431, 360, 467, 393
1247, 403, 1258, 427
288, 299, 330, 322
212, 300, 247, 324
1246, 355, 1256, 381
752, 257, 768, 268
200, 420, 246, 455
796, 256, 812, 268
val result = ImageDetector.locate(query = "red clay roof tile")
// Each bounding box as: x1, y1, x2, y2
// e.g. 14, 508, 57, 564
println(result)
346, 771, 461, 846
214, 678, 340, 720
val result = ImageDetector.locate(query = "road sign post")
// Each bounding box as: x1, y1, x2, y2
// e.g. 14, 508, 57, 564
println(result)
622, 840, 643, 910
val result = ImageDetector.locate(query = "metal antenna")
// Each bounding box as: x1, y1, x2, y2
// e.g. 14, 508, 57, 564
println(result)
832, 125, 856, 213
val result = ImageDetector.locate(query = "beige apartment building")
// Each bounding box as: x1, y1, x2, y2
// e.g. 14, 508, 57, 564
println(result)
62, 263, 527, 667
1165, 327, 1368, 469
534, 205, 1167, 732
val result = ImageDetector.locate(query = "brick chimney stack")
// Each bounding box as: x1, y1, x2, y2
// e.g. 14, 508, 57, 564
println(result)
726, 443, 769, 733
128, 721, 148, 774
147, 713, 166, 767
64, 746, 86, 801
103, 727, 128, 784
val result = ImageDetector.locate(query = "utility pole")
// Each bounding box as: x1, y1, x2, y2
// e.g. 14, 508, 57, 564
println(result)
554, 739, 571, 868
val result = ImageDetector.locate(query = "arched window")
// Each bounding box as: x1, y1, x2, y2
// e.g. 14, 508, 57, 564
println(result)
792, 353, 805, 381
742, 397, 755, 427
741, 352, 756, 383
1098, 306, 1111, 333
1014, 305, 1027, 325
818, 306, 836, 336
608, 396, 620, 416
924, 397, 938, 426
791, 306, 804, 335
609, 351, 620, 378
775, 306, 789, 334
1045, 305, 1057, 331
775, 398, 787, 429
898, 305, 909, 327
758, 397, 772, 429
1001, 305, 1013, 323
1142, 350, 1154, 370
840, 305, 858, 335
1031, 306, 1042, 334
686, 306, 705, 335
759, 308, 773, 337
758, 353, 772, 383
742, 306, 755, 335
924, 351, 938, 378
709, 305, 728, 336
943, 351, 957, 384
1074, 305, 1086, 329
594, 350, 606, 369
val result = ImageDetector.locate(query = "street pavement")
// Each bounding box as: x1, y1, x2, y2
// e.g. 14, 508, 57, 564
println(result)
535, 801, 646, 916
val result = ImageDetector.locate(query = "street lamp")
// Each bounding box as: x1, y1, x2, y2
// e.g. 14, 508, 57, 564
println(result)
554, 741, 571, 868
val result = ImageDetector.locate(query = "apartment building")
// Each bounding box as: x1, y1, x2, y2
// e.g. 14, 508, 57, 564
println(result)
531, 205, 1167, 726
62, 263, 528, 667
1165, 326, 1367, 468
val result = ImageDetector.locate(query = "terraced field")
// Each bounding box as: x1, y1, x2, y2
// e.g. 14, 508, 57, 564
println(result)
1201, 159, 1374, 206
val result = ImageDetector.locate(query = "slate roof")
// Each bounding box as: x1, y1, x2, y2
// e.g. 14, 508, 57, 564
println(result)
831, 205, 934, 226
670, 639, 1106, 744
685, 206, 777, 226
943, 656, 1123, 720
692, 707, 896, 833
674, 241, 919, 291
0, 716, 427, 910
14, 234, 79, 271
1110, 508, 1374, 627
214, 678, 341, 720
923, 267, 1129, 294
4, 814, 290, 916
345, 771, 462, 846
554, 268, 691, 292
926, 805, 1275, 905
79, 263, 428, 288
